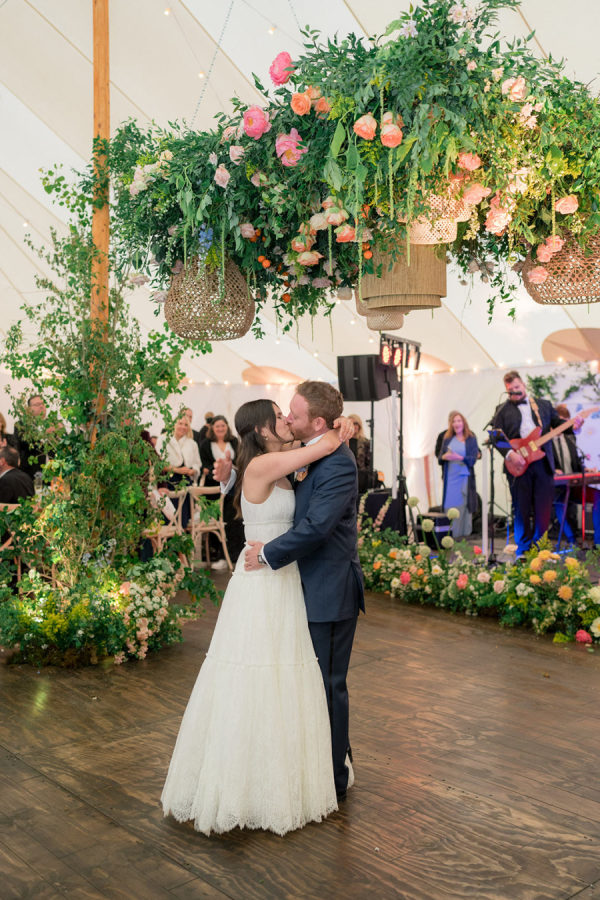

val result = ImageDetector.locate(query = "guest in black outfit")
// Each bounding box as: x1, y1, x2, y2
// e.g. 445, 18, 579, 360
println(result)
348, 414, 372, 492
0, 446, 35, 503
491, 371, 583, 557
199, 415, 243, 567
551, 404, 582, 544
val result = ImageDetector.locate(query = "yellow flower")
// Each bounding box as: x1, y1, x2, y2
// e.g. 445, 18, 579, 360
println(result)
543, 569, 557, 583
373, 540, 381, 548
529, 574, 541, 585
565, 556, 578, 568
558, 585, 573, 600
538, 549, 552, 560
550, 552, 560, 560
529, 558, 542, 572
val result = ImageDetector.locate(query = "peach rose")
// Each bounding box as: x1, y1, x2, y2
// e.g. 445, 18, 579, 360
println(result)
462, 183, 491, 205
214, 164, 230, 188
269, 51, 295, 85
325, 208, 349, 226
527, 265, 549, 285
322, 196, 337, 210
457, 151, 482, 171
275, 128, 307, 167
501, 75, 527, 101
314, 97, 331, 118
335, 224, 356, 243
381, 123, 403, 148
485, 203, 512, 235
545, 235, 565, 253
243, 106, 271, 140
554, 195, 579, 215
306, 85, 321, 101
229, 144, 245, 164
353, 114, 377, 140
309, 212, 328, 231
291, 91, 312, 116
296, 250, 323, 266
240, 223, 256, 239
536, 244, 554, 263
291, 235, 314, 252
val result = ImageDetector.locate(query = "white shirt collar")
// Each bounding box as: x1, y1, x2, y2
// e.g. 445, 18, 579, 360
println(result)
305, 433, 326, 446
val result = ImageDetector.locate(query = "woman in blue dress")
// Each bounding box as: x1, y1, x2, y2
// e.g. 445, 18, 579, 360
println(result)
438, 411, 480, 539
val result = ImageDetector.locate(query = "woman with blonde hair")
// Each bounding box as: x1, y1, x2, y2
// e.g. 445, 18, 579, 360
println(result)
347, 414, 372, 492
438, 410, 480, 538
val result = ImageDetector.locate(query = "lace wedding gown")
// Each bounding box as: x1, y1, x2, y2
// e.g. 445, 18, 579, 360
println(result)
161, 484, 338, 836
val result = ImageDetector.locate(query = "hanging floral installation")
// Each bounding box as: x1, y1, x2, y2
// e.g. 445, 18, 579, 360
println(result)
107, 0, 600, 335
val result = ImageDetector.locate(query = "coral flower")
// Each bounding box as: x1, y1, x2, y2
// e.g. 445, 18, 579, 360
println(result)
322, 196, 337, 210
485, 206, 512, 235
306, 85, 321, 102
555, 195, 579, 214
400, 572, 411, 585
291, 91, 312, 116
269, 51, 295, 85
213, 164, 230, 188
243, 106, 271, 140
462, 184, 491, 205
575, 629, 592, 643
373, 560, 382, 571
353, 114, 377, 140
501, 75, 527, 101
335, 224, 356, 243
536, 245, 554, 263
275, 128, 307, 167
296, 250, 323, 266
527, 266, 549, 285
291, 235, 314, 252
381, 123, 403, 148
457, 151, 482, 171
325, 208, 349, 226
314, 97, 331, 118
545, 235, 565, 253
456, 573, 469, 589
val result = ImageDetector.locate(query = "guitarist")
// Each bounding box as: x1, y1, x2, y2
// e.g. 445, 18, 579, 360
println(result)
491, 371, 583, 557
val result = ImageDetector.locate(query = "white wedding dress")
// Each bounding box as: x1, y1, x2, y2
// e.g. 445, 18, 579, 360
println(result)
161, 483, 338, 836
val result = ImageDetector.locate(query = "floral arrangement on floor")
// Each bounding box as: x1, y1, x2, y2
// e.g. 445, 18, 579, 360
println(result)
358, 500, 600, 643
104, 0, 600, 331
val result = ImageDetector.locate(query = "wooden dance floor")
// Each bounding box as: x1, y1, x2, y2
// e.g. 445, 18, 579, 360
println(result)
2, 584, 600, 899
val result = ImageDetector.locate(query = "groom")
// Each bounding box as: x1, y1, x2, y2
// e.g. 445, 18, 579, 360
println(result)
216, 381, 365, 800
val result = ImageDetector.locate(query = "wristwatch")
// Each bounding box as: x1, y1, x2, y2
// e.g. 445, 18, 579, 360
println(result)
257, 550, 267, 566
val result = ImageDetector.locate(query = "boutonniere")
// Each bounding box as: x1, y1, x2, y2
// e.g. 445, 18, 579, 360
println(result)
295, 465, 309, 482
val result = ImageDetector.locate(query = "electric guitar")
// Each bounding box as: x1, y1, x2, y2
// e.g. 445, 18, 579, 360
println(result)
498, 406, 598, 478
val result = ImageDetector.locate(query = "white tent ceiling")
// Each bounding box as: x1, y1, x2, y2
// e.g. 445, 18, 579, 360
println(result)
2, 0, 600, 387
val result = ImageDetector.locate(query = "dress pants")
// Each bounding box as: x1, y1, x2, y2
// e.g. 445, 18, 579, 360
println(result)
308, 616, 358, 796
510, 458, 554, 556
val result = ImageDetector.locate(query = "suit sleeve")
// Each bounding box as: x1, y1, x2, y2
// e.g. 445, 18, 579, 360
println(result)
264, 455, 356, 570
491, 405, 511, 458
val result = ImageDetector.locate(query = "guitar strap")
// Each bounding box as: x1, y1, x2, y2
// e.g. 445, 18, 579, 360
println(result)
529, 395, 542, 429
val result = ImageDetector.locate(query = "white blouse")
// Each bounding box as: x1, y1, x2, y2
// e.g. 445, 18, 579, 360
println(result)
211, 441, 236, 462
161, 435, 201, 480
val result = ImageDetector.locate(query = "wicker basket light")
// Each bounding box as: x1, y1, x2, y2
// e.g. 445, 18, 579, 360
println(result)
164, 257, 255, 340
522, 234, 600, 305
408, 194, 459, 245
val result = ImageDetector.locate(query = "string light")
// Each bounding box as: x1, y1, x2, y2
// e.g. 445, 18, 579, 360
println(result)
350, 318, 356, 325
450, 367, 455, 373
557, 356, 564, 363
204, 380, 210, 386
164, 7, 171, 15
313, 351, 319, 357
22, 221, 29, 228
198, 71, 205, 79
267, 25, 276, 35
526, 358, 533, 365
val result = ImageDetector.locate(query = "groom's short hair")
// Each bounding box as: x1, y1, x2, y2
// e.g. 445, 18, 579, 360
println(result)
296, 381, 343, 428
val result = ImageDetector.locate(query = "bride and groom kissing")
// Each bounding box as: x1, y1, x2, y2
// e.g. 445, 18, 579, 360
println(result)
161, 381, 365, 836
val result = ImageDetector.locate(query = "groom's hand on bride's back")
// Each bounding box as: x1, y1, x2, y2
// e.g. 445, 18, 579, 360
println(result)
213, 451, 233, 483
333, 416, 355, 444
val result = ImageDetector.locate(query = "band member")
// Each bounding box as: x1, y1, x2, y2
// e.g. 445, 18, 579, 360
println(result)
491, 371, 583, 556
552, 404, 582, 543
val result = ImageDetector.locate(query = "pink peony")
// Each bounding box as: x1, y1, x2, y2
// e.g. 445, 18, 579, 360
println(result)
353, 114, 377, 140
400, 571, 411, 585
457, 151, 482, 172
462, 183, 491, 205
335, 224, 356, 243
501, 75, 527, 101
243, 106, 271, 140
545, 235, 565, 253
296, 250, 323, 266
275, 128, 307, 167
290, 91, 312, 116
527, 266, 549, 285
240, 223, 256, 239
575, 629, 592, 644
456, 573, 469, 589
536, 244, 554, 263
555, 195, 579, 215
269, 51, 295, 85
229, 144, 245, 164
381, 123, 403, 148
325, 208, 349, 226
214, 164, 230, 188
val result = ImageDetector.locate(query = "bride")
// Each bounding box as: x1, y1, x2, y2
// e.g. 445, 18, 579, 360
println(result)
161, 398, 344, 836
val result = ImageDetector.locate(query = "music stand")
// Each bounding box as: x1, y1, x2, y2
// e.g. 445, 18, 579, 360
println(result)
484, 428, 513, 563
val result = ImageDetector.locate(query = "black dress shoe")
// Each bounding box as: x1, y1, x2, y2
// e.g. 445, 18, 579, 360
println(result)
336, 791, 347, 802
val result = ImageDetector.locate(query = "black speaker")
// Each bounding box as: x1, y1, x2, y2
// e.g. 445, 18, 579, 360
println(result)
337, 355, 399, 402
362, 488, 407, 537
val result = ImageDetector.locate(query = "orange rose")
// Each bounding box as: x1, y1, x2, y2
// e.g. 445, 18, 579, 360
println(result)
353, 114, 377, 140
558, 585, 573, 600
314, 97, 331, 118
373, 561, 382, 570
291, 91, 312, 116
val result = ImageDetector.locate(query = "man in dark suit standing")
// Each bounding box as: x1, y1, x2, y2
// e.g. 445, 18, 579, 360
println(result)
0, 446, 35, 503
491, 371, 582, 556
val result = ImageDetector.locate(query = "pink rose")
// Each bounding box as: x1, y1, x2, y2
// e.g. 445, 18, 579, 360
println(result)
575, 629, 592, 644
325, 208, 349, 226
240, 223, 256, 239
493, 580, 505, 594
456, 573, 469, 589
462, 183, 491, 205
485, 206, 512, 235
243, 106, 271, 140
381, 123, 403, 148
501, 75, 527, 101
269, 51, 295, 85
527, 266, 549, 285
220, 125, 237, 143
545, 235, 565, 253
554, 195, 579, 215
335, 224, 356, 243
473, 545, 482, 555
457, 151, 482, 172
353, 114, 377, 140
400, 571, 411, 585
536, 244, 554, 263
229, 145, 245, 164
214, 164, 230, 188
275, 128, 307, 167
290, 91, 312, 116
250, 171, 268, 187
296, 250, 323, 266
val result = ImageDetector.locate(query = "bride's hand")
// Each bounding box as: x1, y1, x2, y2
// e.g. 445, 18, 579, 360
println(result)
333, 416, 355, 444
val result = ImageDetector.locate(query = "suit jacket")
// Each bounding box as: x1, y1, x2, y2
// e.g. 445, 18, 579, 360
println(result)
553, 431, 582, 474
0, 467, 35, 503
492, 397, 564, 475
264, 443, 365, 623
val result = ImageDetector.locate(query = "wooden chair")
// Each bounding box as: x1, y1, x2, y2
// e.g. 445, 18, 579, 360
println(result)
143, 488, 190, 566
0, 503, 21, 581
188, 485, 233, 571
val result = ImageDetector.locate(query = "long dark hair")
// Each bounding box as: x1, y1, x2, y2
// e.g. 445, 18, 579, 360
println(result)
233, 400, 283, 517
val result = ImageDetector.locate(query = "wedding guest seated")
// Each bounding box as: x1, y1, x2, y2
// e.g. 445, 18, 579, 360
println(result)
0, 446, 35, 503
438, 410, 480, 538
199, 414, 242, 569
158, 416, 201, 529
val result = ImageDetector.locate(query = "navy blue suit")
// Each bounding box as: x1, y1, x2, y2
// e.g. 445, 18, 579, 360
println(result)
265, 442, 365, 795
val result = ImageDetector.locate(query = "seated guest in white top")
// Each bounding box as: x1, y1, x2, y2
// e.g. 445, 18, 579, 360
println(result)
160, 416, 201, 528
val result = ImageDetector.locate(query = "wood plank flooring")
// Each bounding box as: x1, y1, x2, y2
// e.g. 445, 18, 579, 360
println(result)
2, 584, 600, 899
